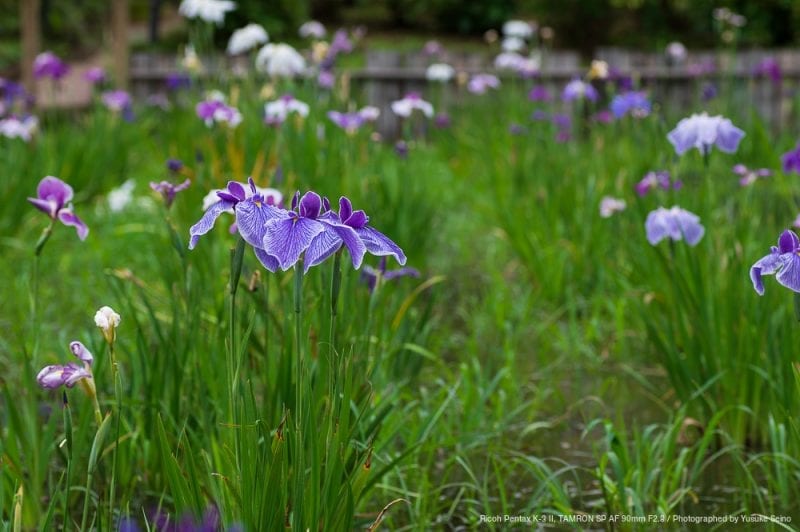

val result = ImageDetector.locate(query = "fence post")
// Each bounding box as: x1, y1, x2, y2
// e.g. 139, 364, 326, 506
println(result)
112, 0, 130, 89
20, 0, 41, 92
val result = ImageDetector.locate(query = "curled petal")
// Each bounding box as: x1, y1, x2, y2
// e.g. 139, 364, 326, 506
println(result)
253, 247, 279, 272
69, 341, 94, 364
304, 228, 344, 272
58, 210, 89, 240
299, 192, 322, 219
188, 200, 235, 249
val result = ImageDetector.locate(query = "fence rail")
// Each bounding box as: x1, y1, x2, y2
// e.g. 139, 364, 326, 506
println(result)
126, 48, 800, 136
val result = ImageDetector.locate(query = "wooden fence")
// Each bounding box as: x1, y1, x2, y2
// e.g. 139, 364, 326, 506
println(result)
128, 47, 800, 137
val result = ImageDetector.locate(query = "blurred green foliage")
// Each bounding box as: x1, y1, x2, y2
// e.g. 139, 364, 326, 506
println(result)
518, 0, 799, 52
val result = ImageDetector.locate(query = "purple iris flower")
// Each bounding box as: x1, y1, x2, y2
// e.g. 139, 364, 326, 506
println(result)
781, 142, 800, 175
528, 85, 552, 102
467, 74, 500, 95
593, 110, 613, 124
189, 179, 283, 271
645, 206, 704, 246
84, 67, 106, 85
394, 140, 409, 159
300, 196, 405, 273
150, 179, 191, 207
753, 57, 781, 84
701, 82, 717, 102
327, 111, 365, 133
329, 29, 354, 56
166, 158, 184, 173
196, 98, 242, 128
33, 51, 69, 80
750, 230, 800, 295
28, 176, 88, 240
609, 91, 651, 118
667, 113, 744, 156
101, 90, 132, 113
36, 341, 94, 389
562, 79, 598, 102
361, 257, 419, 293
635, 170, 680, 196
318, 69, 335, 89
733, 164, 771, 186
433, 112, 451, 129
165, 73, 191, 91
261, 193, 366, 272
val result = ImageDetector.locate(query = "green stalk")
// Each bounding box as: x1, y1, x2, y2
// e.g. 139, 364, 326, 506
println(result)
62, 392, 73, 530
293, 263, 305, 527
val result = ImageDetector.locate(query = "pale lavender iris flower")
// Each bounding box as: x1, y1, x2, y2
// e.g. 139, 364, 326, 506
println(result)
750, 230, 800, 295
635, 171, 681, 196
645, 206, 704, 246
733, 164, 770, 186
610, 91, 651, 118
37, 341, 94, 389
562, 79, 598, 102
467, 74, 500, 95
28, 176, 88, 240
150, 179, 191, 207
667, 113, 744, 156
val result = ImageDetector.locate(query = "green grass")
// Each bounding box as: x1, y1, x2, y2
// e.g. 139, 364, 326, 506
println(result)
1, 70, 800, 531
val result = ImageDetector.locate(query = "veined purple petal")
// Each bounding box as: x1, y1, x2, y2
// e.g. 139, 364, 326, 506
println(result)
58, 210, 89, 240
776, 254, 800, 293
263, 217, 326, 270
69, 341, 93, 364
345, 210, 368, 229
253, 247, 279, 272
188, 199, 235, 249
304, 228, 344, 272
327, 222, 366, 269
750, 251, 784, 295
355, 226, 407, 265
234, 200, 285, 248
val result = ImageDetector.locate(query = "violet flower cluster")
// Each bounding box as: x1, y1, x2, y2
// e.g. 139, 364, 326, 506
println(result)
151, 179, 191, 208
189, 180, 406, 274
